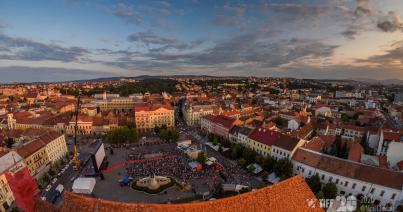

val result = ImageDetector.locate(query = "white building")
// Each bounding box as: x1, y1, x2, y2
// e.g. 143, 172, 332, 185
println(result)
293, 148, 403, 208
271, 137, 305, 160
228, 126, 252, 146
183, 104, 214, 126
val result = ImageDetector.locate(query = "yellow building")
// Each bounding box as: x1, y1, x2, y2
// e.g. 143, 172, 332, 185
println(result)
67, 115, 93, 135
248, 127, 280, 157
0, 174, 13, 212
0, 151, 25, 212
39, 131, 68, 164
16, 139, 49, 179
135, 103, 175, 131
97, 97, 136, 112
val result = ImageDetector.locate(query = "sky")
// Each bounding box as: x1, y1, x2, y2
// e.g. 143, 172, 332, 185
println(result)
0, 0, 403, 82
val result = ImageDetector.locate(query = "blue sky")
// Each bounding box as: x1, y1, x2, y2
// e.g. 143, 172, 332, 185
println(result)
0, 0, 403, 82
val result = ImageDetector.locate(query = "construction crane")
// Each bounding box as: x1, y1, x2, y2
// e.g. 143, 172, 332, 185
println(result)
73, 92, 81, 171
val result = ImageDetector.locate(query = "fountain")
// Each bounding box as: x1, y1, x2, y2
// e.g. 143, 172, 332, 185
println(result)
131, 174, 175, 194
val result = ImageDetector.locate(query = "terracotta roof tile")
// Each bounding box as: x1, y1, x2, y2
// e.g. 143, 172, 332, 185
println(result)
249, 127, 282, 146
16, 139, 46, 158
204, 115, 237, 129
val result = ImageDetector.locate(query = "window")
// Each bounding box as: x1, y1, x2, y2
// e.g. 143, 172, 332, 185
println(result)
321, 174, 325, 180
344, 181, 349, 187
370, 188, 375, 194
329, 177, 333, 182
380, 190, 385, 197
335, 179, 339, 184
361, 186, 366, 192
308, 170, 312, 175
352, 183, 356, 189
391, 193, 396, 200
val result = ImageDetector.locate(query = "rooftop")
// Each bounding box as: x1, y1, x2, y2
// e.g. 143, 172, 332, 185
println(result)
293, 148, 403, 190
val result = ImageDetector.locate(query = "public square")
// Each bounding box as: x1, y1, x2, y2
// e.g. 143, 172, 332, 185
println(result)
91, 134, 265, 203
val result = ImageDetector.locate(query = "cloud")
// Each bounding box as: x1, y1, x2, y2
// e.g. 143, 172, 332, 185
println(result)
185, 33, 338, 67
214, 4, 246, 26
377, 11, 403, 32
354, 0, 372, 17
0, 34, 89, 62
359, 40, 403, 65
156, 1, 171, 7
127, 31, 203, 51
268, 3, 328, 19
341, 29, 359, 39
142, 6, 172, 15
112, 3, 142, 25
117, 29, 338, 74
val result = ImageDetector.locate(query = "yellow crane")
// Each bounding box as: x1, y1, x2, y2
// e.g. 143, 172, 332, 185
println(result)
73, 93, 81, 171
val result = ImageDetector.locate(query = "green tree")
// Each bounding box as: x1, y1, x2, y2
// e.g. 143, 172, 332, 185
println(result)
306, 174, 322, 194
242, 148, 256, 164
5, 137, 15, 148
261, 171, 269, 181
232, 144, 244, 159
238, 158, 246, 167
262, 155, 275, 172
43, 173, 50, 184
316, 191, 324, 199
255, 155, 264, 165
274, 158, 293, 180
248, 164, 256, 173
48, 167, 56, 177
341, 113, 349, 123
322, 182, 338, 199
126, 121, 136, 129
197, 152, 207, 165
106, 126, 138, 143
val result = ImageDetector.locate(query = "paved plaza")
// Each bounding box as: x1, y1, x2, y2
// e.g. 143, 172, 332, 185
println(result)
92, 136, 265, 203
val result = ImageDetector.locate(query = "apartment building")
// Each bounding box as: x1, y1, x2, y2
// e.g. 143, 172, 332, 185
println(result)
183, 104, 214, 126
0, 151, 24, 212
229, 126, 252, 146
16, 139, 49, 179
200, 115, 241, 139
248, 127, 282, 157
293, 148, 403, 208
135, 103, 175, 132
40, 131, 68, 164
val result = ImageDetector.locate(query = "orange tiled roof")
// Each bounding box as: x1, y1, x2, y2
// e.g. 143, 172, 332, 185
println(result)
16, 139, 46, 158
135, 103, 173, 112
293, 148, 403, 190
34, 176, 322, 212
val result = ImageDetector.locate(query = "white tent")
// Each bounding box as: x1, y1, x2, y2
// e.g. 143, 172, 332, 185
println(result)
72, 177, 96, 194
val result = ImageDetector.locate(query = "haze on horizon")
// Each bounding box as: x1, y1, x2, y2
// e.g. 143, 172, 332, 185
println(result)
1, 0, 403, 83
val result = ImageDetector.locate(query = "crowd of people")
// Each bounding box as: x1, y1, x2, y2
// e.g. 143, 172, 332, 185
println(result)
122, 147, 257, 193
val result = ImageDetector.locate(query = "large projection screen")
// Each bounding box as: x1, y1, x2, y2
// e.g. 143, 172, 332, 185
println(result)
94, 143, 105, 169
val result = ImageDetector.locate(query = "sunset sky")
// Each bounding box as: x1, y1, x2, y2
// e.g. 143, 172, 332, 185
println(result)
0, 0, 403, 82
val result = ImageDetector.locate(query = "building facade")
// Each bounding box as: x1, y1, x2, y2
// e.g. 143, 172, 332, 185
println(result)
16, 139, 50, 179
293, 148, 403, 208
135, 103, 175, 132
183, 104, 214, 126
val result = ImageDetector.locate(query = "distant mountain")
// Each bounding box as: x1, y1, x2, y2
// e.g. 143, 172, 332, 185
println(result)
78, 75, 248, 82
351, 78, 403, 85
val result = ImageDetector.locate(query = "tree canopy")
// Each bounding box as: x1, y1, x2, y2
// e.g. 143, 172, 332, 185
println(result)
106, 126, 138, 143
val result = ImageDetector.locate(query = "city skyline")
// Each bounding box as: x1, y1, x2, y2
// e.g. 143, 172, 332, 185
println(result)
1, 0, 403, 82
